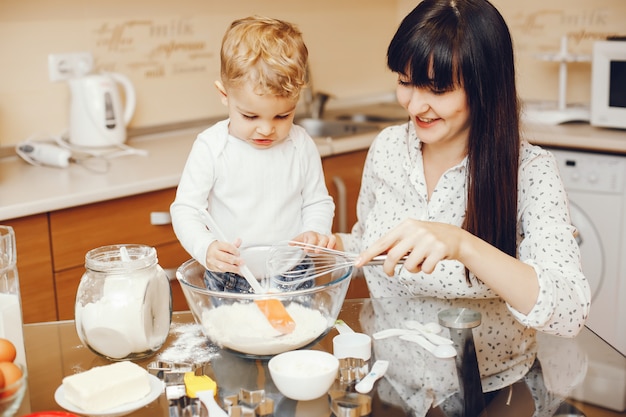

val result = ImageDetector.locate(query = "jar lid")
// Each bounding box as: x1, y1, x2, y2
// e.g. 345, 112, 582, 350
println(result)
438, 307, 482, 329
84, 244, 157, 272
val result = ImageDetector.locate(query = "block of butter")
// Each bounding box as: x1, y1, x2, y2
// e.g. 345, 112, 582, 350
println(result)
62, 361, 151, 412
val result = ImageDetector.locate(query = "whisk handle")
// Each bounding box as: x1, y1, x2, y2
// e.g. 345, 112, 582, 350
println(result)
365, 255, 408, 266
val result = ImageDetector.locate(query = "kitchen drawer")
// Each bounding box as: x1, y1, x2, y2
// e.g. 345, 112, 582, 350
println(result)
49, 188, 180, 271
322, 149, 368, 234
322, 150, 370, 299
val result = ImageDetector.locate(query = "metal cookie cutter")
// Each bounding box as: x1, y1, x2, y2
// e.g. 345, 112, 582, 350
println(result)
148, 360, 202, 379
148, 361, 205, 417
224, 388, 274, 417
329, 391, 372, 417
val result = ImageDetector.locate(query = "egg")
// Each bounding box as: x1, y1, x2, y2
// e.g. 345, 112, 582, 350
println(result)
0, 361, 23, 398
0, 338, 16, 363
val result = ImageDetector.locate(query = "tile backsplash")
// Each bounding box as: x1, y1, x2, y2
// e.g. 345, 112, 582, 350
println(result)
1, 0, 624, 147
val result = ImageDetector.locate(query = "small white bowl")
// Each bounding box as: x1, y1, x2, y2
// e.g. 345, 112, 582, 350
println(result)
268, 350, 339, 401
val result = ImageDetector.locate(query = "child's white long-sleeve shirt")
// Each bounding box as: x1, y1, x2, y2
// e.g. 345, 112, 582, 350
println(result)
171, 119, 334, 268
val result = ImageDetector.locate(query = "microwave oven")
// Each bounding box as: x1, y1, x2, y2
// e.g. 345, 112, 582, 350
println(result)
590, 39, 626, 130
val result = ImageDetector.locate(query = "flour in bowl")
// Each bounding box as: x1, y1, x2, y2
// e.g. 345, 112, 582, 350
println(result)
201, 302, 328, 355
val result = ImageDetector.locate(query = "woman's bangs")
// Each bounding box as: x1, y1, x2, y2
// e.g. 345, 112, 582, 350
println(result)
417, 41, 459, 90
390, 33, 459, 90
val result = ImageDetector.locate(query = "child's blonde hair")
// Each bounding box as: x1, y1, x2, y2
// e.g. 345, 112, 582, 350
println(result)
220, 16, 308, 99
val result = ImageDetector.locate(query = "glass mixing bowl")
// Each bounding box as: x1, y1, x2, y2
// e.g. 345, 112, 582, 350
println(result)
176, 245, 353, 358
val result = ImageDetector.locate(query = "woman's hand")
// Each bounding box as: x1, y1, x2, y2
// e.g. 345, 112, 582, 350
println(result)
356, 218, 539, 313
355, 219, 464, 276
292, 231, 337, 249
205, 238, 244, 274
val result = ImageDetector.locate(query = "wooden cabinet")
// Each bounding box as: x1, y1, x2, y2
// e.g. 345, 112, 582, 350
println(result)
4, 214, 56, 323
322, 149, 370, 299
5, 188, 190, 323
6, 148, 372, 323
322, 149, 367, 235
49, 188, 190, 320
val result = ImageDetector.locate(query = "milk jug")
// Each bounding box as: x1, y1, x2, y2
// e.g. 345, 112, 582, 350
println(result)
0, 225, 27, 367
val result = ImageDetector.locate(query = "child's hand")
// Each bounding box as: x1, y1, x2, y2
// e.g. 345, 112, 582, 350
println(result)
205, 238, 244, 274
292, 232, 336, 250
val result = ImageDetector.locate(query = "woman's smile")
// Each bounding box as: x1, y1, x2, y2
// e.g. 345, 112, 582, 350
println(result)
415, 116, 439, 128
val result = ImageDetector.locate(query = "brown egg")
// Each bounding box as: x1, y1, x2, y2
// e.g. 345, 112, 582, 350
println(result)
0, 361, 23, 398
0, 338, 16, 363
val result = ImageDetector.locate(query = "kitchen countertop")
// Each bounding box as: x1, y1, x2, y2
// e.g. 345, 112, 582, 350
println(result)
16, 298, 626, 417
0, 114, 625, 221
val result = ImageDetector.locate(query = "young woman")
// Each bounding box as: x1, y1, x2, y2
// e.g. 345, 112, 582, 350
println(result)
336, 0, 590, 394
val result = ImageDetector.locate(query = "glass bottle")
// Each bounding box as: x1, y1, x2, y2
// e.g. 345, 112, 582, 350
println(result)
75, 244, 172, 360
0, 225, 27, 367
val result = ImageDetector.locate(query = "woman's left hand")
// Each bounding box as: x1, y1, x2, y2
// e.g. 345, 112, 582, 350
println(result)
355, 218, 464, 276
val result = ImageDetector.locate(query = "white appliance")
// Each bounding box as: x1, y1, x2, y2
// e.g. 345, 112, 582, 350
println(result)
67, 72, 136, 148
590, 39, 626, 130
549, 148, 626, 355
550, 148, 626, 411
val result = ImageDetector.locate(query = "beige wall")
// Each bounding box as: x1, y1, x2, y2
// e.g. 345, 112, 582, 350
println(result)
1, 0, 625, 147
398, 0, 626, 106
0, 0, 400, 147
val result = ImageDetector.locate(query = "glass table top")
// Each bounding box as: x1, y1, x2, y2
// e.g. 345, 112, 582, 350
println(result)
15, 297, 626, 417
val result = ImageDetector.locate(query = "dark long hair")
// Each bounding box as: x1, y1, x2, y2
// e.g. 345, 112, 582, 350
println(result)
387, 0, 520, 264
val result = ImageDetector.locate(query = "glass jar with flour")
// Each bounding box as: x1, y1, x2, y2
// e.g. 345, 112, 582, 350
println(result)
75, 244, 172, 360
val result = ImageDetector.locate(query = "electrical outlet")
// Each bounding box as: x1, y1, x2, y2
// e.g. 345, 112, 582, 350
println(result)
48, 52, 94, 82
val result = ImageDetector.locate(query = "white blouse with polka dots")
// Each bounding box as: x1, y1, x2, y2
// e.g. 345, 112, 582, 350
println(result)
338, 122, 591, 391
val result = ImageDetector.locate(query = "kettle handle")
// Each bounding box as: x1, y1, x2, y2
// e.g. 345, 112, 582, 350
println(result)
106, 72, 136, 126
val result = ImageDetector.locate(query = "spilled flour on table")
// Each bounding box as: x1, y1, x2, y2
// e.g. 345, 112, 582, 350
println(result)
202, 302, 328, 355
157, 322, 219, 364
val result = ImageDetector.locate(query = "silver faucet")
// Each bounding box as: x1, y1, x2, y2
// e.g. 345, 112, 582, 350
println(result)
309, 91, 332, 119
302, 64, 333, 119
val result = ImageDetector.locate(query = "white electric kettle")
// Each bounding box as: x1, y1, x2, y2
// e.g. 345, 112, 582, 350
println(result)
67, 72, 136, 148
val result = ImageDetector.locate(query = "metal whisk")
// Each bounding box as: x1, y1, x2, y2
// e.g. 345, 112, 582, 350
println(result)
266, 242, 406, 289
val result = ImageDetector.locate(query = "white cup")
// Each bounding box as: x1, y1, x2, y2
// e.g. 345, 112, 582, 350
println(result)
333, 332, 372, 385
333, 333, 372, 360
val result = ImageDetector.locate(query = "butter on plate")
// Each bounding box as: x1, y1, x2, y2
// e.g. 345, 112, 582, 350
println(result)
62, 361, 151, 412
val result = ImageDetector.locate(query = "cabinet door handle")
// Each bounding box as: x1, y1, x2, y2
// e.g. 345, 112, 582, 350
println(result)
332, 176, 347, 233
150, 211, 172, 225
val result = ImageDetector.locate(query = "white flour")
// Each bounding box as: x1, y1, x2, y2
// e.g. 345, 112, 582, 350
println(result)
158, 323, 219, 364
75, 271, 171, 359
201, 302, 328, 355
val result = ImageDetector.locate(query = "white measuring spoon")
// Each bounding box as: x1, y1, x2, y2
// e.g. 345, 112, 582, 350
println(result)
335, 319, 355, 334
421, 321, 444, 334
399, 334, 456, 359
355, 360, 389, 394
372, 328, 415, 340
405, 320, 444, 334
404, 321, 454, 346
197, 389, 228, 417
